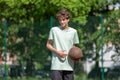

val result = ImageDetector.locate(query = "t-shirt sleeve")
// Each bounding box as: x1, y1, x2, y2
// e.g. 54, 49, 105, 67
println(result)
48, 28, 54, 40
73, 31, 79, 44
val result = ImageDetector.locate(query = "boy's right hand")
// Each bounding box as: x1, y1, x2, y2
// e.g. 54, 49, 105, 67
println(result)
57, 50, 67, 58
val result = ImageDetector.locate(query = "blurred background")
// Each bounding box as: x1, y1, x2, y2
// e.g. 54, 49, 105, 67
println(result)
0, 0, 120, 80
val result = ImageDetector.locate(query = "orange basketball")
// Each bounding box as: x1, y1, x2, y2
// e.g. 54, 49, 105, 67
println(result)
68, 46, 83, 61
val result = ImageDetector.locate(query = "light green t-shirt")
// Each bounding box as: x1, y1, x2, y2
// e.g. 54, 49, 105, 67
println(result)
48, 26, 79, 71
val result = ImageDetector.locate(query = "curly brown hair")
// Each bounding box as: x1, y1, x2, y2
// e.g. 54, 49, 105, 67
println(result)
56, 8, 71, 19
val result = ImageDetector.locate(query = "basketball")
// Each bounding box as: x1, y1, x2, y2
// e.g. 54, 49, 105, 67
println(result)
68, 46, 83, 61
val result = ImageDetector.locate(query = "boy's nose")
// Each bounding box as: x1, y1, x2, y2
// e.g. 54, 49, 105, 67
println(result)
61, 20, 64, 23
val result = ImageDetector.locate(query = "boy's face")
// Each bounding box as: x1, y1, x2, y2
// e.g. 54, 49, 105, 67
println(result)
58, 17, 69, 29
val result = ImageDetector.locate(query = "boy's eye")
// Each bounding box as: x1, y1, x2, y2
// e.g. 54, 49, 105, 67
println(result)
59, 18, 66, 21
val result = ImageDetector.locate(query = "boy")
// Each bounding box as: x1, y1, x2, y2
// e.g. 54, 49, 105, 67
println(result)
46, 8, 79, 80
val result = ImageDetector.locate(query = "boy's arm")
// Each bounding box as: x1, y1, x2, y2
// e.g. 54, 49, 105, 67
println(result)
46, 40, 58, 54
46, 40, 67, 58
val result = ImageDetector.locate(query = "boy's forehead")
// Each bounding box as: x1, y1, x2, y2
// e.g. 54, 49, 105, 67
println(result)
58, 16, 68, 20
58, 17, 65, 19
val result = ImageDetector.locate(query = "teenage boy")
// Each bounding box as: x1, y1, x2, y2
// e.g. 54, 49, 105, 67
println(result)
46, 8, 79, 80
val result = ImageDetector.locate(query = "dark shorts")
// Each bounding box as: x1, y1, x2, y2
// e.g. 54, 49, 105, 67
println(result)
50, 70, 74, 80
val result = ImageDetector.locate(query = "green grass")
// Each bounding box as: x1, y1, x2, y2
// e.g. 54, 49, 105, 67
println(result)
0, 77, 50, 80
0, 75, 118, 80
0, 76, 93, 80
0, 76, 87, 80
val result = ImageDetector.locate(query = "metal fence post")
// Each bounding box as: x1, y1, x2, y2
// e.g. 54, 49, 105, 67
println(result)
2, 18, 7, 80
50, 16, 53, 28
49, 16, 53, 57
100, 14, 104, 80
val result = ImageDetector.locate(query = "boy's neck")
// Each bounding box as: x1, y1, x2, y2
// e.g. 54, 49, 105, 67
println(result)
61, 26, 69, 30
